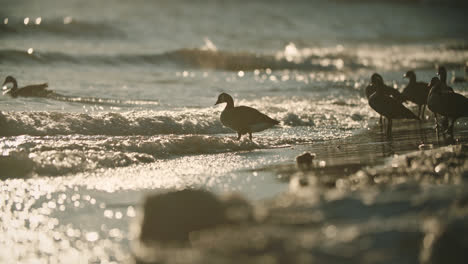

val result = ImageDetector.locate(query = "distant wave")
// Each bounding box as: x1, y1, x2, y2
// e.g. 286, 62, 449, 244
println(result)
0, 18, 125, 38
2, 44, 467, 72
0, 135, 305, 177
0, 48, 354, 71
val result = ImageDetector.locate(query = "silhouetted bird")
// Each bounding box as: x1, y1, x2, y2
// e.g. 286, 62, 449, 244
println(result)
215, 93, 279, 140
368, 77, 419, 135
402, 70, 430, 119
365, 73, 404, 102
427, 77, 468, 134
2, 76, 51, 98
365, 73, 405, 126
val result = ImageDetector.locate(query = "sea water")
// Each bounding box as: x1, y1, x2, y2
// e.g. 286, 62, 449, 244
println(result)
1, 0, 468, 262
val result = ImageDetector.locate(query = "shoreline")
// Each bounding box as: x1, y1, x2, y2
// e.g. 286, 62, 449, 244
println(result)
134, 120, 468, 264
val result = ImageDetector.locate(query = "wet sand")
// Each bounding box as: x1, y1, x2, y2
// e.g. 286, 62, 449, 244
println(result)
252, 117, 468, 187
134, 118, 468, 264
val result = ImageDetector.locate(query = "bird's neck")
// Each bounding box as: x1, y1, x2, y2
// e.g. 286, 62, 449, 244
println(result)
224, 98, 234, 110
408, 76, 416, 85
10, 80, 18, 91
440, 74, 447, 84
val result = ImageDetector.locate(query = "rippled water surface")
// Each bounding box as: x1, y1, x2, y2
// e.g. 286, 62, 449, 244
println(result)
1, 0, 468, 263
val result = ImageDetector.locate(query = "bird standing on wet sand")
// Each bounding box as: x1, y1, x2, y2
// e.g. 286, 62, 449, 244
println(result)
368, 77, 419, 135
2, 76, 51, 98
427, 77, 468, 134
215, 93, 279, 140
402, 70, 429, 119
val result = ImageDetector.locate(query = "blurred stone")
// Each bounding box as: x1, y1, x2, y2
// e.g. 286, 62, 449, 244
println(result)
140, 189, 227, 243
428, 217, 468, 264
139, 189, 252, 244
296, 152, 316, 171
0, 153, 34, 179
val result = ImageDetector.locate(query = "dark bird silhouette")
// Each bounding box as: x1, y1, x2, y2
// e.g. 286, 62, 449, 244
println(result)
365, 73, 405, 126
215, 93, 279, 140
437, 66, 454, 92
365, 73, 404, 102
2, 76, 51, 98
402, 70, 430, 119
368, 77, 419, 135
427, 77, 468, 134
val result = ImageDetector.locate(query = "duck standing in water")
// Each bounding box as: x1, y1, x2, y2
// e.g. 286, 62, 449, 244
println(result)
2, 76, 51, 98
427, 77, 468, 135
365, 73, 405, 125
368, 77, 419, 135
401, 70, 429, 119
365, 73, 405, 102
215, 93, 279, 140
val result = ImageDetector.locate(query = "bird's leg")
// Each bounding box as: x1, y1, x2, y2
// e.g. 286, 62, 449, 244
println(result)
379, 115, 383, 126
434, 113, 439, 129
417, 105, 421, 119
249, 132, 253, 141
421, 105, 426, 120
441, 117, 449, 133
237, 132, 242, 140
386, 119, 392, 136
448, 118, 456, 135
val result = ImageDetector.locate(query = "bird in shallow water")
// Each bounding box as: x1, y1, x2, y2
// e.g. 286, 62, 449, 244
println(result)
2, 76, 51, 98
427, 77, 468, 135
368, 77, 419, 135
401, 70, 429, 119
215, 93, 279, 140
365, 73, 405, 102
365, 73, 405, 125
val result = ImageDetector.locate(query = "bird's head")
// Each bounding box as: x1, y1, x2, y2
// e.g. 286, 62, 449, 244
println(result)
370, 73, 384, 85
428, 77, 442, 93
437, 66, 447, 79
215, 93, 232, 105
2, 76, 17, 95
403, 70, 416, 80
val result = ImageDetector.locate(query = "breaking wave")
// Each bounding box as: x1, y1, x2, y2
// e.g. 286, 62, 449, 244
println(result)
0, 96, 370, 137
0, 134, 307, 177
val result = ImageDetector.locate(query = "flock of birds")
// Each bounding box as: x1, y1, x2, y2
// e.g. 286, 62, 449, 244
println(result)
365, 66, 468, 136
2, 65, 468, 140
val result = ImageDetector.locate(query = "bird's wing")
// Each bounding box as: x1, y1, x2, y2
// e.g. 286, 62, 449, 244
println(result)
443, 93, 468, 117
382, 85, 405, 103
234, 106, 279, 125
370, 94, 418, 120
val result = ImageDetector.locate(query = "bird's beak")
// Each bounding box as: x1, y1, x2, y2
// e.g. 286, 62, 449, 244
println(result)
403, 73, 407, 78
2, 84, 11, 95
2, 88, 11, 95
214, 98, 221, 105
